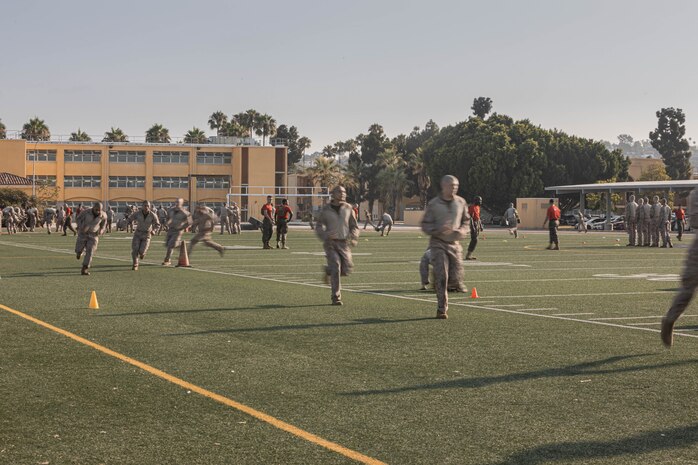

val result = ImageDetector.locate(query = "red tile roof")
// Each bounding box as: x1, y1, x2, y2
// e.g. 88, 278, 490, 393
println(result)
0, 172, 34, 186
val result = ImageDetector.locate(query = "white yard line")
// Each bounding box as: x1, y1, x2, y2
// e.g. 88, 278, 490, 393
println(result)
628, 322, 662, 326
514, 308, 559, 312
2, 240, 696, 343
551, 313, 595, 316
589, 315, 698, 321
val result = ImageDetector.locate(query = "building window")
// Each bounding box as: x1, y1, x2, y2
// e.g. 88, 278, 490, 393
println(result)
196, 151, 231, 164
26, 150, 57, 161
196, 176, 230, 189
153, 176, 189, 189
64, 176, 102, 188
109, 150, 146, 163
34, 175, 57, 186
109, 176, 146, 188
64, 150, 102, 163
153, 151, 189, 164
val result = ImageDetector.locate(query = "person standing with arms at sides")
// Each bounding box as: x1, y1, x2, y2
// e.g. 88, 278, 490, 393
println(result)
577, 209, 587, 233
219, 204, 231, 235
162, 198, 192, 266
275, 198, 294, 249
543, 199, 561, 250
466, 196, 482, 260
675, 204, 686, 241
659, 198, 673, 248
55, 205, 65, 235
75, 202, 107, 276
230, 203, 241, 234
641, 196, 652, 246
157, 205, 168, 235
504, 203, 520, 238
662, 189, 698, 347
105, 205, 114, 234
128, 200, 160, 271
62, 205, 77, 236
261, 196, 275, 249
315, 186, 359, 306
421, 175, 470, 319
363, 209, 374, 230
625, 194, 638, 246
650, 195, 661, 247
636, 197, 645, 246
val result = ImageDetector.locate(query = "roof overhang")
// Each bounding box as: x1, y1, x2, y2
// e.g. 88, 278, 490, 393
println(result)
545, 180, 698, 194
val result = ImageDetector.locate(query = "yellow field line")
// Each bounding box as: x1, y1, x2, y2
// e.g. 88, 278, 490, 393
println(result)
0, 303, 387, 465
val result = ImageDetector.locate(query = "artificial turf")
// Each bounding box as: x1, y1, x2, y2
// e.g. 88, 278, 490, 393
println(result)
1, 226, 698, 464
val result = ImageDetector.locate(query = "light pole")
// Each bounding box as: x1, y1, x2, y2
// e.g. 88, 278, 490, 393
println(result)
32, 140, 38, 198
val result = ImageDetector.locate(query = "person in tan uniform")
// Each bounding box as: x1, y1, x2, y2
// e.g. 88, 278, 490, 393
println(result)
190, 205, 225, 257
641, 196, 651, 246
75, 202, 108, 275
162, 198, 193, 266
315, 186, 359, 305
650, 195, 661, 247
635, 197, 645, 246
625, 194, 638, 246
659, 198, 673, 248
420, 175, 470, 319
662, 189, 698, 347
128, 200, 160, 270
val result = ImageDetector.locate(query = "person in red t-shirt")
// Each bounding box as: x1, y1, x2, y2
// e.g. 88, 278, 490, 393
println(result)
674, 205, 686, 241
261, 196, 275, 249
274, 198, 294, 249
62, 205, 77, 236
466, 196, 483, 260
542, 198, 561, 250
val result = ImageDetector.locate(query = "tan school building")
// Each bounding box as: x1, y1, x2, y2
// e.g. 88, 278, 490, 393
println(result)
0, 139, 287, 220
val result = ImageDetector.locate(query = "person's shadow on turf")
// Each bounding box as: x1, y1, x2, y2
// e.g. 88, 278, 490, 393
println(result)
489, 422, 698, 465
342, 354, 698, 395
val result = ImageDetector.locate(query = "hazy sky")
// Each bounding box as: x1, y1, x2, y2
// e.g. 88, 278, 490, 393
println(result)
2, 0, 698, 150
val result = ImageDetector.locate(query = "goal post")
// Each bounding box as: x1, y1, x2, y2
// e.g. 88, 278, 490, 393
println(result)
226, 185, 330, 221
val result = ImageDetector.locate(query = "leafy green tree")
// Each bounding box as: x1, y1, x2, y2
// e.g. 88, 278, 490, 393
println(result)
304, 157, 343, 197
342, 156, 366, 203
0, 188, 30, 206
102, 127, 128, 142
423, 114, 629, 213
21, 117, 50, 141
69, 129, 91, 142
0, 119, 6, 139
275, 125, 312, 168
208, 111, 228, 136
220, 120, 246, 137
374, 150, 411, 215
233, 109, 260, 138
471, 97, 493, 119
649, 107, 692, 179
408, 149, 431, 209
184, 127, 208, 144
254, 114, 277, 145
145, 124, 171, 143
321, 145, 338, 158
360, 124, 393, 213
639, 163, 671, 181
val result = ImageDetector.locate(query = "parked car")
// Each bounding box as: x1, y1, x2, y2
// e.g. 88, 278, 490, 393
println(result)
560, 214, 577, 226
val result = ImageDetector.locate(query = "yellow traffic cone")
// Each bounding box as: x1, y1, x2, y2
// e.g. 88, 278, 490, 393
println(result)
89, 291, 99, 310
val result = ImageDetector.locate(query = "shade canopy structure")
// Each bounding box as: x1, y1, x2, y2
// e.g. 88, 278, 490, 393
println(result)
544, 180, 698, 230
0, 172, 33, 186
545, 180, 698, 195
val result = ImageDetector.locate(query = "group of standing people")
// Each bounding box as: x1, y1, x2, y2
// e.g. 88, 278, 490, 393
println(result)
625, 194, 683, 248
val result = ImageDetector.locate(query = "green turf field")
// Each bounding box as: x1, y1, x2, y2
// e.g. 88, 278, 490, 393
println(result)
1, 227, 698, 465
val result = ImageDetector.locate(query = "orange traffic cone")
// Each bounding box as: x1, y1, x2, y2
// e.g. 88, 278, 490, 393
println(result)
89, 291, 99, 310
176, 241, 192, 267
470, 287, 479, 299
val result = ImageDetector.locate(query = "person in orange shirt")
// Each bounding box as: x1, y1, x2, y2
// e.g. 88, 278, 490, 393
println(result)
466, 196, 482, 260
275, 198, 294, 249
542, 198, 561, 250
675, 205, 686, 241
261, 195, 275, 249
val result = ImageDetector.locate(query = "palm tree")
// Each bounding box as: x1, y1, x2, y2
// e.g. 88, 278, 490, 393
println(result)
234, 109, 260, 138
220, 120, 246, 138
304, 156, 343, 198
102, 127, 128, 143
69, 128, 92, 142
145, 124, 171, 143
21, 117, 50, 141
408, 149, 431, 209
342, 158, 365, 203
184, 127, 208, 144
375, 164, 411, 217
208, 111, 228, 136
255, 114, 277, 145
0, 119, 6, 140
